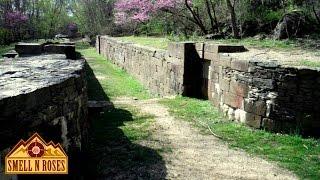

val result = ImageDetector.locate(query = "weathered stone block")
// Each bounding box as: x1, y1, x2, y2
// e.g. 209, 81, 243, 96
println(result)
219, 56, 232, 67
204, 52, 215, 61
229, 80, 249, 97
252, 78, 274, 89
15, 43, 42, 55
204, 44, 217, 53
2, 50, 18, 58
0, 54, 88, 176
261, 118, 275, 130
223, 92, 243, 109
45, 44, 76, 60
245, 113, 262, 128
195, 43, 204, 51
243, 99, 267, 116
231, 59, 249, 72
220, 78, 230, 92
234, 109, 261, 128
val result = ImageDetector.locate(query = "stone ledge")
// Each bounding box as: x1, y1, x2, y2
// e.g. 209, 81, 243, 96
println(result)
0, 54, 85, 100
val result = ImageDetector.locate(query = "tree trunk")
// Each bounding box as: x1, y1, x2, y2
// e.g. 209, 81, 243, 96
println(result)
205, 0, 216, 33
313, 5, 320, 28
210, 0, 220, 33
226, 0, 240, 38
184, 0, 208, 34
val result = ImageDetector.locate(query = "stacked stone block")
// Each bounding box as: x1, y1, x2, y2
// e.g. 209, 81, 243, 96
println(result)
0, 55, 88, 177
97, 36, 320, 136
203, 44, 320, 136
97, 36, 184, 96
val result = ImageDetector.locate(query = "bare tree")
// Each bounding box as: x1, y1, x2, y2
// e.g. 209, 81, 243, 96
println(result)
226, 0, 240, 38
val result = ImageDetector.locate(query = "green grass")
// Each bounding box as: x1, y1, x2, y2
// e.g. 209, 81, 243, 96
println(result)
82, 47, 164, 177
88, 104, 163, 177
80, 48, 150, 100
0, 44, 14, 56
300, 60, 320, 68
160, 96, 320, 179
116, 36, 320, 53
75, 41, 91, 50
214, 38, 298, 49
120, 106, 155, 141
116, 36, 169, 49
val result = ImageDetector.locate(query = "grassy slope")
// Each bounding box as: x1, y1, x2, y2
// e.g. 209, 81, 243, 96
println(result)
80, 48, 150, 100
160, 96, 320, 179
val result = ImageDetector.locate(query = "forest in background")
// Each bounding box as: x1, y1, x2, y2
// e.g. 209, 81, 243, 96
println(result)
0, 0, 320, 45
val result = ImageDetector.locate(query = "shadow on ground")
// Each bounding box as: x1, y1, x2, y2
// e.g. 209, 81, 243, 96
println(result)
82, 62, 167, 179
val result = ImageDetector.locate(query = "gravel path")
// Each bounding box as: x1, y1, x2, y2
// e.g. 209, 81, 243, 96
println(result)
114, 97, 298, 180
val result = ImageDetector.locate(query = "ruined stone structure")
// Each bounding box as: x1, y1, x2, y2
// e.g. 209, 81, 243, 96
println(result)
15, 42, 77, 59
97, 36, 320, 136
97, 36, 184, 96
0, 45, 88, 177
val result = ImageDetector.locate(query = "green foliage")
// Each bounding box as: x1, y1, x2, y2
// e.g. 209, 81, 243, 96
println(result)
0, 28, 11, 45
138, 17, 167, 36
263, 10, 283, 22
71, 0, 115, 36
0, 44, 14, 56
160, 96, 320, 179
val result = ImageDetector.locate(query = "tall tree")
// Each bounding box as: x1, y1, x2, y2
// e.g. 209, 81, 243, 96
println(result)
226, 0, 239, 38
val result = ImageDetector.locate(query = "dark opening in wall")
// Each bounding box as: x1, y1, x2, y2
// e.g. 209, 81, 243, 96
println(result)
98, 35, 101, 54
201, 60, 211, 99
183, 43, 207, 99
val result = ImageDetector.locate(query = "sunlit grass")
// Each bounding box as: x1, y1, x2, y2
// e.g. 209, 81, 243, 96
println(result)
299, 60, 320, 68
116, 36, 169, 49
79, 48, 151, 100
116, 36, 320, 53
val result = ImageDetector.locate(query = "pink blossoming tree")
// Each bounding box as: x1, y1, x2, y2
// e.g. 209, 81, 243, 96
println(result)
114, 0, 214, 35
5, 11, 28, 28
114, 0, 187, 25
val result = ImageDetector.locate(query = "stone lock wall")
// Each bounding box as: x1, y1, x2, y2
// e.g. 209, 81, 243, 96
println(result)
201, 45, 320, 136
97, 36, 320, 136
97, 36, 184, 96
0, 54, 88, 177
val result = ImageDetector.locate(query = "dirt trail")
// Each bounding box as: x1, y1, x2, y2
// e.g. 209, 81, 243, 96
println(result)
114, 97, 298, 180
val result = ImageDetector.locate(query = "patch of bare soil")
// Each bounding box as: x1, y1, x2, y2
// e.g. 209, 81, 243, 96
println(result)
226, 47, 320, 67
114, 97, 298, 180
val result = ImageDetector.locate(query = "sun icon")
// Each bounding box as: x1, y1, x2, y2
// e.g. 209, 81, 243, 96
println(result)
27, 140, 45, 157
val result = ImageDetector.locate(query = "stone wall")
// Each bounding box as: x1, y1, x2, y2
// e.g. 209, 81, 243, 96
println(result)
0, 54, 88, 177
97, 36, 184, 96
201, 44, 320, 136
198, 44, 320, 136
97, 36, 320, 136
